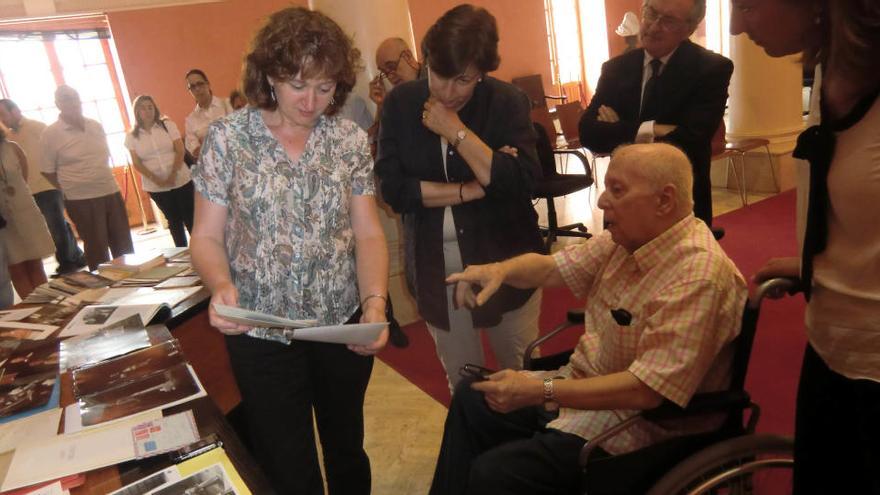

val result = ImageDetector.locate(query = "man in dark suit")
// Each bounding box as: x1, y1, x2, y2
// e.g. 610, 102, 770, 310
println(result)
579, 0, 732, 227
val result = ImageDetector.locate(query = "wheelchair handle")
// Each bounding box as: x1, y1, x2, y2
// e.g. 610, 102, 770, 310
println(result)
749, 277, 800, 309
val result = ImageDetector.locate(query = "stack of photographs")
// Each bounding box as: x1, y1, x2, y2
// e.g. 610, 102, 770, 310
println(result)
70, 340, 205, 428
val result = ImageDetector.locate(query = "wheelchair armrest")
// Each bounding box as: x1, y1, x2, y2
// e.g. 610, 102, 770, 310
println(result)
642, 390, 751, 422
523, 315, 582, 370
579, 390, 754, 466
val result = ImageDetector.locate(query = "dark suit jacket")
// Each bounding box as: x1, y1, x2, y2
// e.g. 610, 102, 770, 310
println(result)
375, 77, 544, 330
579, 40, 733, 223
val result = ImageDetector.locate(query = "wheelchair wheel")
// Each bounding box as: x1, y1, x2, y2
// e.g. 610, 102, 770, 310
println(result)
646, 434, 794, 495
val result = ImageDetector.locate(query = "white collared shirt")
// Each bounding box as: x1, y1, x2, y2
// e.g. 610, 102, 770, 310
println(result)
124, 119, 191, 192
40, 117, 119, 200
7, 117, 54, 194
184, 95, 232, 154
636, 48, 677, 143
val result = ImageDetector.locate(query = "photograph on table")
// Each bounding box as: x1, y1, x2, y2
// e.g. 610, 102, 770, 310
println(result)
0, 371, 57, 418
72, 340, 184, 396
149, 463, 239, 495
59, 314, 168, 372
0, 339, 61, 385
77, 362, 202, 427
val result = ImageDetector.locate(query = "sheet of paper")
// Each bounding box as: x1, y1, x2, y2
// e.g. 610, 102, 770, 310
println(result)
1, 411, 160, 491
0, 308, 41, 322
212, 304, 317, 329
15, 480, 64, 495
291, 322, 388, 345
0, 408, 62, 454
59, 304, 161, 338
132, 410, 199, 458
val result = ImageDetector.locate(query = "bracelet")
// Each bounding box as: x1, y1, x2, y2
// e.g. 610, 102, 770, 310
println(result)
459, 182, 465, 204
361, 294, 387, 307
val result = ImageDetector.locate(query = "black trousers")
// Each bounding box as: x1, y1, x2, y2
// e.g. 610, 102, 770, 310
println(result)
793, 344, 880, 494
225, 310, 373, 495
430, 380, 588, 495
149, 181, 194, 247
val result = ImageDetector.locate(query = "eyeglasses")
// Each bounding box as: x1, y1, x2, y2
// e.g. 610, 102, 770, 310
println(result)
187, 80, 209, 91
642, 5, 689, 31
379, 51, 407, 78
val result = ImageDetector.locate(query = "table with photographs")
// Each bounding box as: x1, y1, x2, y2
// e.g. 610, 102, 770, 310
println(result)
0, 250, 273, 494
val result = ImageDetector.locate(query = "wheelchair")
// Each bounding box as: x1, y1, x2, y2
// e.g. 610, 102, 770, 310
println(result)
523, 277, 797, 495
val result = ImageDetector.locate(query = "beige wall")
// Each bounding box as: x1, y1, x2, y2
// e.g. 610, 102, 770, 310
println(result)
107, 0, 306, 130
407, 0, 553, 87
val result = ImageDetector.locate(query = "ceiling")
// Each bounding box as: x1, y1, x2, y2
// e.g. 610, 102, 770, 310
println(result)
0, 0, 220, 20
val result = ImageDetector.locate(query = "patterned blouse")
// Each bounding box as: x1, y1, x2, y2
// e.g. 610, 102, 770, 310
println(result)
192, 107, 374, 344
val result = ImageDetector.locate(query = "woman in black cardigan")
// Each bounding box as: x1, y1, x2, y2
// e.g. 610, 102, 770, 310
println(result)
375, 4, 544, 392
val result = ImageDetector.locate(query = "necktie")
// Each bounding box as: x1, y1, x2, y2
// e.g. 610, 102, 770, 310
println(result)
640, 59, 663, 122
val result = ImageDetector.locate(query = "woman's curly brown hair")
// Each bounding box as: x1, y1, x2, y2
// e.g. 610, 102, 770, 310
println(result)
242, 7, 362, 115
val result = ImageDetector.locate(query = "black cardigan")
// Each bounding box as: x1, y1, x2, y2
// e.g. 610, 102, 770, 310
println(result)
375, 76, 545, 330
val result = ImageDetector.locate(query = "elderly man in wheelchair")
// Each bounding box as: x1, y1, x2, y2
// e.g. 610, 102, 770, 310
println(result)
430, 143, 758, 495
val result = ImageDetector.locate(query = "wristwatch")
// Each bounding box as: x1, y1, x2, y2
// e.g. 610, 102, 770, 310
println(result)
451, 128, 468, 148
543, 377, 560, 412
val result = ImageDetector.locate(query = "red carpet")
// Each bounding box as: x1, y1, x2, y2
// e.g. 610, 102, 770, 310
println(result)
379, 189, 805, 436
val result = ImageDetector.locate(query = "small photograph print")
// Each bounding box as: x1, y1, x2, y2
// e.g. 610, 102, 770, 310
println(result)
22, 303, 81, 327
0, 339, 61, 385
0, 371, 57, 418
0, 327, 38, 340
82, 306, 117, 325
78, 363, 200, 427
149, 463, 238, 495
110, 467, 179, 495
72, 340, 184, 397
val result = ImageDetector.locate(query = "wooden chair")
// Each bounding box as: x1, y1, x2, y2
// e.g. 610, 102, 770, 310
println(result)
712, 120, 776, 206
512, 74, 567, 110
554, 101, 584, 149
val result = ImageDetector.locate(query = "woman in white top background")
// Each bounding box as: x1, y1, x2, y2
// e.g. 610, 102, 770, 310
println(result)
0, 129, 53, 298
125, 95, 194, 247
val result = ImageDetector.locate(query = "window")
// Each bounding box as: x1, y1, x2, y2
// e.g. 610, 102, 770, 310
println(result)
0, 17, 131, 167
544, 0, 610, 105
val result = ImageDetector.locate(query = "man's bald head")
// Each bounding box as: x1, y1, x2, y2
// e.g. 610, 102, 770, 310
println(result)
375, 37, 420, 86
613, 143, 694, 215
54, 85, 84, 122
599, 143, 695, 252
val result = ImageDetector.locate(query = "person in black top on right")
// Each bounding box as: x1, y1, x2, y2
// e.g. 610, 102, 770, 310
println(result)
739, 0, 880, 493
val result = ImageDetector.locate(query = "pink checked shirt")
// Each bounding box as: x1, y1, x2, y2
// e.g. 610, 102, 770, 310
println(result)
545, 215, 746, 454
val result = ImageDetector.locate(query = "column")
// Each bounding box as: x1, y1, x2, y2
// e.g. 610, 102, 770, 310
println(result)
310, 0, 420, 324
720, 34, 805, 193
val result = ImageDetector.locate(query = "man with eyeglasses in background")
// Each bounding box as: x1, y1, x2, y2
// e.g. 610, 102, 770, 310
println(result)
578, 0, 732, 237
367, 38, 426, 150
183, 69, 232, 163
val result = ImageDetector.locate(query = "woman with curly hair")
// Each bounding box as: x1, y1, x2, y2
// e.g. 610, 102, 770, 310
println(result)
189, 7, 388, 494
